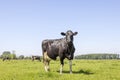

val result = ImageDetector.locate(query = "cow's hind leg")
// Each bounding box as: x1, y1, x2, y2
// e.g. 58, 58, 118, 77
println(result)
43, 52, 50, 72
44, 61, 50, 72
44, 60, 50, 72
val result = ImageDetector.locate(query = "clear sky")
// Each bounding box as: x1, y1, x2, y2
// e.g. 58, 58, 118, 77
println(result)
0, 0, 120, 56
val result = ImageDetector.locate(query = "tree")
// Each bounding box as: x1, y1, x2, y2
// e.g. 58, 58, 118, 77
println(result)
24, 56, 31, 59
75, 53, 120, 60
0, 55, 2, 59
1, 51, 11, 59
10, 53, 17, 59
18, 55, 24, 59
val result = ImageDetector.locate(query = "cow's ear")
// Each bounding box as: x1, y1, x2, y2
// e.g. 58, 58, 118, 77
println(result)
73, 32, 78, 36
61, 32, 66, 36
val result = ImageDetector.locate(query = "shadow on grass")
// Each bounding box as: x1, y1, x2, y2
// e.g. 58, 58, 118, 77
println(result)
57, 69, 94, 75
74, 69, 94, 75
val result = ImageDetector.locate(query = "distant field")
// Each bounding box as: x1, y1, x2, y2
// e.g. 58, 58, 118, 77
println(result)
0, 59, 120, 80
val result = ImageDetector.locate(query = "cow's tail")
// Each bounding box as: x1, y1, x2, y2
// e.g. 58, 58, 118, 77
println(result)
42, 41, 46, 63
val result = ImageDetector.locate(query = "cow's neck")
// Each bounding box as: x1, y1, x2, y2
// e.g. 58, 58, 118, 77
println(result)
64, 38, 74, 51
63, 37, 74, 47
68, 42, 74, 50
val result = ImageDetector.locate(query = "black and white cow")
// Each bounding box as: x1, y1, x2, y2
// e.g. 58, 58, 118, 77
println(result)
3, 57, 11, 61
32, 56, 41, 61
42, 30, 78, 74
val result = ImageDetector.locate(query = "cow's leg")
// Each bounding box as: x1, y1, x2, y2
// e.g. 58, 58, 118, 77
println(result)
44, 61, 47, 72
44, 61, 49, 72
39, 58, 41, 62
44, 51, 50, 72
47, 61, 50, 71
60, 64, 63, 74
60, 59, 64, 74
69, 60, 72, 74
32, 57, 34, 61
3, 58, 5, 61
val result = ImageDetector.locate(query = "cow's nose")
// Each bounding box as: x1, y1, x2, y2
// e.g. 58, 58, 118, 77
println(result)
68, 55, 73, 60
70, 56, 73, 60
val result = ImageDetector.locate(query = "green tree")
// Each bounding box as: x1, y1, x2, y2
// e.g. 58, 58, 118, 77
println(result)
75, 53, 120, 60
10, 53, 17, 59
18, 55, 24, 59
1, 51, 11, 59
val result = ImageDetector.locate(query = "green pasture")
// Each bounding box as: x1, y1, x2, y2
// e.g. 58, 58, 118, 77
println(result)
0, 59, 120, 80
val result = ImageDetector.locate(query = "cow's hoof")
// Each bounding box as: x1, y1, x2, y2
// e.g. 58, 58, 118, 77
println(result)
70, 72, 72, 74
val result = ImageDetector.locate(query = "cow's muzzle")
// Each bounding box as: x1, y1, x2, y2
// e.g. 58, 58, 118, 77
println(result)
68, 55, 73, 60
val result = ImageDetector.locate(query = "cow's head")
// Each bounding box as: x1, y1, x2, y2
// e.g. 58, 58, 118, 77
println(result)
61, 30, 78, 60
61, 30, 78, 44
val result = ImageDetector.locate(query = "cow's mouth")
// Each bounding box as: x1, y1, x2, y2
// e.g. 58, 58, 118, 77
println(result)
66, 55, 73, 60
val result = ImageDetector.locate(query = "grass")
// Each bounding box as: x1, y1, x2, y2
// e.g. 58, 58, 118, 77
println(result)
0, 59, 120, 80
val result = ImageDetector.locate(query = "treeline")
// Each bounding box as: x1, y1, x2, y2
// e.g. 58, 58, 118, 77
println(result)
75, 53, 120, 60
0, 51, 31, 60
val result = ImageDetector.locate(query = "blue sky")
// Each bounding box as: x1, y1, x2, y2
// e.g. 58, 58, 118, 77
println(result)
0, 0, 120, 56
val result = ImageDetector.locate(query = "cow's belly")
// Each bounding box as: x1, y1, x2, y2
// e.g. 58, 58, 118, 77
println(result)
47, 49, 59, 60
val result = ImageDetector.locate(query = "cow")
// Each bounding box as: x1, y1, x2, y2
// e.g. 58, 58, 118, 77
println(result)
42, 30, 78, 74
32, 56, 41, 62
3, 57, 11, 61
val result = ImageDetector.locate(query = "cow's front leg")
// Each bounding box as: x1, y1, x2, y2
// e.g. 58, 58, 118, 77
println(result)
60, 59, 64, 74
69, 60, 72, 74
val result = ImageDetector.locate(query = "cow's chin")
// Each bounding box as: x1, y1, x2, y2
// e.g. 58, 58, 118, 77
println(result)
67, 58, 73, 60
67, 41, 73, 45
66, 56, 73, 60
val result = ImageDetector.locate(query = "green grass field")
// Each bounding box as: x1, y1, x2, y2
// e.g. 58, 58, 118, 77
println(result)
0, 59, 120, 80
